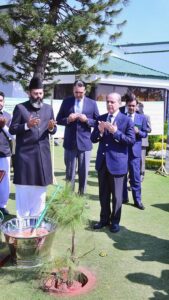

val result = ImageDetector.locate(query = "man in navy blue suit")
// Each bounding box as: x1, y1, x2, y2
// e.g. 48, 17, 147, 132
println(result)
56, 80, 99, 195
123, 93, 147, 209
91, 93, 135, 233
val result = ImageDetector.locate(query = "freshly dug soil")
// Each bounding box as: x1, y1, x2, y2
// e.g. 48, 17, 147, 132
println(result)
43, 267, 96, 297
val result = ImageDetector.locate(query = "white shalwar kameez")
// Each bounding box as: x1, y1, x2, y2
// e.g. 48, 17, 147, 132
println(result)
15, 185, 46, 218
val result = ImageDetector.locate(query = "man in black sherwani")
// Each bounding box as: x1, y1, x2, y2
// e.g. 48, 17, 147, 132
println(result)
9, 77, 56, 218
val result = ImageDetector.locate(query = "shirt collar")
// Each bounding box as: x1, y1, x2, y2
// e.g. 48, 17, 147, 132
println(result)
109, 109, 119, 118
75, 97, 84, 102
128, 112, 135, 117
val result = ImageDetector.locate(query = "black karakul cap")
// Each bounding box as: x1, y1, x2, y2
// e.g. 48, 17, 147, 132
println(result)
29, 77, 43, 90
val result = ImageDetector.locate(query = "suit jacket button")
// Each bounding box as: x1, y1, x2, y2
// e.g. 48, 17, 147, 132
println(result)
106, 144, 108, 147
102, 152, 105, 155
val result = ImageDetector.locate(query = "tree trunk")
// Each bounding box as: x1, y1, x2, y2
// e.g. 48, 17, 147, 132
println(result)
34, 49, 49, 80
33, 0, 62, 80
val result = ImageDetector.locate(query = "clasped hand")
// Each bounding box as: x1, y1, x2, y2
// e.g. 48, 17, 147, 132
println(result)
134, 126, 139, 134
0, 116, 6, 128
68, 113, 88, 123
98, 121, 117, 134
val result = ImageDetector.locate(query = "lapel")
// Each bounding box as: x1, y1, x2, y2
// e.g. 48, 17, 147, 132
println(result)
70, 97, 76, 113
134, 113, 140, 125
102, 113, 108, 122
82, 96, 87, 114
113, 111, 123, 126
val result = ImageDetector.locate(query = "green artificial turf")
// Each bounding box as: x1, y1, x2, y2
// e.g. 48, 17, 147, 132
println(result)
0, 141, 169, 300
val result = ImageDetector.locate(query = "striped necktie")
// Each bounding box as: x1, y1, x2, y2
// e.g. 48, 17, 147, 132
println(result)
107, 114, 113, 123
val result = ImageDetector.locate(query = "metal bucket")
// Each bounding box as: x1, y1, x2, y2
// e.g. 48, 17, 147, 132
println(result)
1, 217, 57, 268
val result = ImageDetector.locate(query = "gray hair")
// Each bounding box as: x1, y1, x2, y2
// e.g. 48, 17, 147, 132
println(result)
107, 92, 121, 104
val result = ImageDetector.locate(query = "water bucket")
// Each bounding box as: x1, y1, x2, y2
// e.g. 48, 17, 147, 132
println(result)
1, 217, 57, 268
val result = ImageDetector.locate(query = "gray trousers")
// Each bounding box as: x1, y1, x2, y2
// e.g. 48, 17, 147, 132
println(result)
64, 149, 91, 195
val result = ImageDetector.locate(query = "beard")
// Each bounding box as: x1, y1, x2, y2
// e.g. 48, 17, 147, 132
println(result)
30, 96, 43, 109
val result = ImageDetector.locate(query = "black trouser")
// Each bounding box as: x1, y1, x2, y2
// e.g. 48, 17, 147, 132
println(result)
98, 163, 125, 225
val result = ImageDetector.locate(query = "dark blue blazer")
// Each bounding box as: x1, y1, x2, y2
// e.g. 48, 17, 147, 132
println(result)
0, 111, 12, 157
129, 113, 147, 158
91, 112, 135, 175
56, 96, 99, 151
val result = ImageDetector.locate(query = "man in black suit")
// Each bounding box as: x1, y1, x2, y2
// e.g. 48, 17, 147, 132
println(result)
56, 80, 99, 195
9, 77, 56, 218
0, 91, 14, 215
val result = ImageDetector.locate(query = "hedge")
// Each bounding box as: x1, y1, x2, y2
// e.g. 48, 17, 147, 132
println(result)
145, 157, 162, 170
153, 142, 166, 151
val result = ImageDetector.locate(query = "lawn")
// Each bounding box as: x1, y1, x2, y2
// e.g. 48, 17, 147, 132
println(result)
0, 141, 169, 300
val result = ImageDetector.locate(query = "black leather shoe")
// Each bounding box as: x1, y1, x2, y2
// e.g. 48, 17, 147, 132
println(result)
93, 221, 109, 230
110, 223, 120, 233
134, 203, 145, 210
0, 207, 10, 215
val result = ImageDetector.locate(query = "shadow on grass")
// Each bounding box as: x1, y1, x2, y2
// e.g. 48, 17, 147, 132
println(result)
54, 171, 65, 177
0, 265, 40, 284
9, 193, 15, 201
87, 180, 98, 187
86, 194, 99, 201
86, 222, 169, 297
110, 226, 169, 264
152, 203, 169, 213
86, 224, 169, 265
88, 170, 97, 178
126, 270, 169, 299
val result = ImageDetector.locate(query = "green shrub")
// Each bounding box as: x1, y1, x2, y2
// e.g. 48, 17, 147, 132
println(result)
145, 157, 162, 170
148, 122, 168, 151
158, 135, 167, 143
148, 135, 167, 151
153, 142, 166, 151
148, 135, 161, 152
